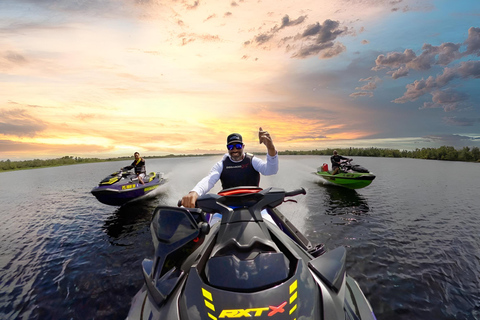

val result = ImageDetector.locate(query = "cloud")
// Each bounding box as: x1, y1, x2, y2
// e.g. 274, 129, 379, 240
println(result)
420, 89, 469, 112
393, 60, 480, 105
2, 0, 134, 18
3, 51, 27, 64
356, 76, 381, 90
0, 51, 29, 71
353, 27, 480, 112
204, 14, 216, 22
350, 92, 374, 98
372, 42, 464, 75
319, 43, 347, 59
247, 16, 347, 59
393, 76, 436, 102
0, 139, 111, 155
291, 19, 347, 58
250, 14, 307, 45
389, 66, 409, 79
373, 27, 480, 77
178, 32, 221, 46
372, 48, 417, 72
464, 26, 480, 55
183, 0, 200, 10
422, 134, 479, 145
254, 32, 275, 45
350, 76, 381, 98
74, 113, 98, 121
293, 42, 335, 59
443, 116, 479, 126
280, 15, 307, 28
0, 109, 47, 137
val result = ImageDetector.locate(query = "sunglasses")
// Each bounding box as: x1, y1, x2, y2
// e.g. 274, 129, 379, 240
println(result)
227, 143, 243, 150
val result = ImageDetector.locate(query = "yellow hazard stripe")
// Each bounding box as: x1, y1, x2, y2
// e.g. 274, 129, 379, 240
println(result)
289, 304, 297, 315
202, 288, 213, 301
205, 300, 215, 311
290, 291, 297, 304
289, 279, 298, 317
289, 280, 297, 294
207, 313, 217, 320
202, 288, 216, 318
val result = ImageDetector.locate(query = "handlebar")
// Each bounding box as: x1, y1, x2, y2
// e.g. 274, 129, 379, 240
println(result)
285, 188, 306, 197
177, 188, 307, 212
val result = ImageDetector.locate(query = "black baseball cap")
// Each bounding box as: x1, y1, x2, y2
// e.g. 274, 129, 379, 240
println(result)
227, 133, 243, 144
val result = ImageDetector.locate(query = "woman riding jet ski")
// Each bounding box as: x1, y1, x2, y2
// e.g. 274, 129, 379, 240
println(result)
127, 187, 376, 320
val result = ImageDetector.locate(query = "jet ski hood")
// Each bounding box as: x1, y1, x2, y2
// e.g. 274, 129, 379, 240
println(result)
180, 259, 319, 319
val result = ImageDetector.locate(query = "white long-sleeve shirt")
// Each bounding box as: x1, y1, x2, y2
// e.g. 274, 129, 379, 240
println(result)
191, 152, 279, 197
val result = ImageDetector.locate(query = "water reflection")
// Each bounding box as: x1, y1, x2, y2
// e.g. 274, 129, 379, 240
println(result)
102, 195, 168, 244
319, 183, 370, 216
300, 181, 375, 260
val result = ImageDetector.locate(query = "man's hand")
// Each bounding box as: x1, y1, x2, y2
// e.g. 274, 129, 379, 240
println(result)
181, 191, 199, 208
258, 127, 272, 145
258, 127, 276, 156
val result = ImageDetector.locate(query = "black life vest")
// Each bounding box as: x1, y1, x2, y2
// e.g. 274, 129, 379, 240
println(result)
331, 155, 346, 168
220, 153, 260, 190
133, 158, 146, 175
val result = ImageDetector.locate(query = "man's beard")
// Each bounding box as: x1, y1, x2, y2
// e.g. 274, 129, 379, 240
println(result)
230, 152, 244, 162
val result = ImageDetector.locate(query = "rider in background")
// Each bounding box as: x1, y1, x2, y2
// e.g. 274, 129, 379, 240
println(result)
122, 152, 146, 185
331, 150, 352, 175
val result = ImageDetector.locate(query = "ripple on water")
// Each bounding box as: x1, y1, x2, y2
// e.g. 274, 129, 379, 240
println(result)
1, 157, 480, 320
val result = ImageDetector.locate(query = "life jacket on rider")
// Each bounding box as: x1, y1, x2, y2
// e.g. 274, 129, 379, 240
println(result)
220, 153, 260, 190
125, 157, 146, 175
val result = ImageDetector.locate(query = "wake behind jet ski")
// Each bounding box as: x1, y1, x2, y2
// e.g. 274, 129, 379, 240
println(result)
127, 186, 376, 320
316, 160, 376, 189
91, 170, 166, 206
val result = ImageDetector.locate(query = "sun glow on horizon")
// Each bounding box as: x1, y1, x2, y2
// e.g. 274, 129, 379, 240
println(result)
1, 0, 479, 161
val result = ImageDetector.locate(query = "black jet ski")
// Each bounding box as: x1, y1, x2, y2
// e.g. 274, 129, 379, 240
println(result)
91, 170, 166, 206
127, 187, 376, 320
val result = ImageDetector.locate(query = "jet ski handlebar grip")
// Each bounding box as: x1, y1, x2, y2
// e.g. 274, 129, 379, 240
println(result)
285, 188, 306, 197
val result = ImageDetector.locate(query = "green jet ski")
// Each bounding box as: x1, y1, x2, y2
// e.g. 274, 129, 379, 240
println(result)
316, 160, 376, 189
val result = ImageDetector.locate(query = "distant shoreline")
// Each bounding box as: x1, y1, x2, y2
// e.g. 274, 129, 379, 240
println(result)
0, 154, 222, 173
1, 146, 479, 173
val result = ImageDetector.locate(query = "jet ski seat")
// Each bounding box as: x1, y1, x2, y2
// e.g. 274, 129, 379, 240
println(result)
205, 243, 290, 290
204, 221, 290, 290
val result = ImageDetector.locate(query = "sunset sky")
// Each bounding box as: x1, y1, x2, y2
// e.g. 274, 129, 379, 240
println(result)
1, 0, 479, 160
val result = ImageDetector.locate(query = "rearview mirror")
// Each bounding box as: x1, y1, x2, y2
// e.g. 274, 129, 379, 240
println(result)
151, 207, 199, 244
145, 207, 205, 305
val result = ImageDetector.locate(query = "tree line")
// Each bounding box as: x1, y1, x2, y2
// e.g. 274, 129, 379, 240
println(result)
280, 146, 480, 162
0, 154, 205, 172
1, 146, 479, 172
1, 156, 110, 171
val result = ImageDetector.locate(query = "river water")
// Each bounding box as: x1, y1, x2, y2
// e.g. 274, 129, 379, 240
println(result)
0, 155, 479, 320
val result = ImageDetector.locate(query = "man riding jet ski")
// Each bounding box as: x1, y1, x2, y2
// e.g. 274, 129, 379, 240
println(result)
127, 187, 376, 320
317, 157, 375, 189
181, 127, 278, 208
